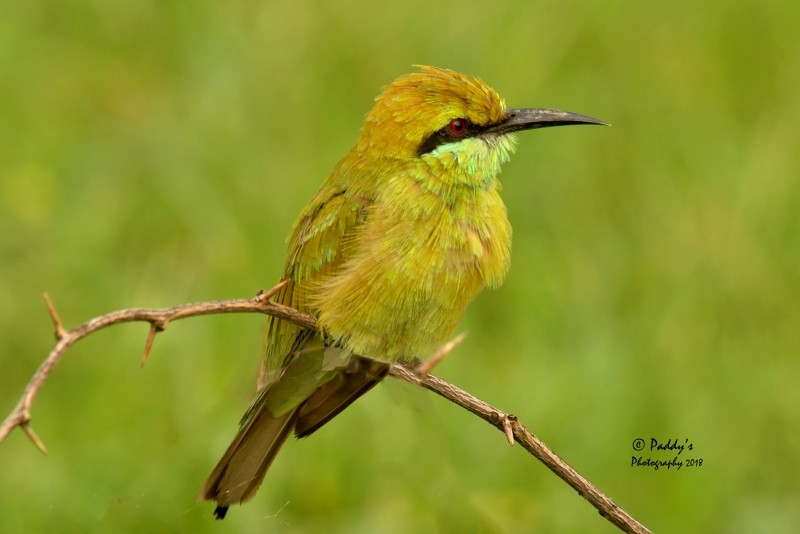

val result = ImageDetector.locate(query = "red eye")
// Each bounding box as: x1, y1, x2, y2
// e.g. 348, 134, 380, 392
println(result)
448, 119, 468, 136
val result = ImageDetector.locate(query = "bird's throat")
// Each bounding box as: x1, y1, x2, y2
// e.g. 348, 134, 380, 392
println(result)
422, 133, 518, 191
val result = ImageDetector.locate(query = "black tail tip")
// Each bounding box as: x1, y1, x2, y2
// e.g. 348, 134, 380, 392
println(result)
213, 505, 229, 520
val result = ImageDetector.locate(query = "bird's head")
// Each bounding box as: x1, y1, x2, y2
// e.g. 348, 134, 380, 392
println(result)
356, 66, 604, 185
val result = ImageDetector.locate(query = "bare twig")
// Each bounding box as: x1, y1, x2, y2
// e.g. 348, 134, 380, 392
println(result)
389, 366, 651, 534
0, 287, 314, 449
1, 284, 651, 534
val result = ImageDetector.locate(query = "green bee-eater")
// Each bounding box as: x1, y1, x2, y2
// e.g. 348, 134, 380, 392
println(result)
200, 66, 604, 518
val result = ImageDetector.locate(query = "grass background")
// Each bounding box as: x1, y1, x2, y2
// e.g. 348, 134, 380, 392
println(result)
2, 0, 799, 532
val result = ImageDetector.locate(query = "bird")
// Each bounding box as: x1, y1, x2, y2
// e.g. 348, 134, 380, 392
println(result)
199, 65, 605, 519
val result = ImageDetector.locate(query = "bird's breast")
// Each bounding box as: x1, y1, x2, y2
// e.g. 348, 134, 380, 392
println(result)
312, 174, 511, 361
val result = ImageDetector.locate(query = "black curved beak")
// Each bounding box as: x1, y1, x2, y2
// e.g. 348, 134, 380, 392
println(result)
487, 108, 608, 135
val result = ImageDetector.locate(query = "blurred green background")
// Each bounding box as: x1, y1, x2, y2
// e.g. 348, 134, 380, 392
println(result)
2, 0, 799, 532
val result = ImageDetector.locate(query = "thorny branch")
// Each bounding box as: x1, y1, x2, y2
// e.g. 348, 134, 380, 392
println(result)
0, 283, 651, 534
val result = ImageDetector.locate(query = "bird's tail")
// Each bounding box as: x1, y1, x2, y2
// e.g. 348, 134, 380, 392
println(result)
199, 356, 388, 519
199, 396, 299, 519
295, 356, 389, 437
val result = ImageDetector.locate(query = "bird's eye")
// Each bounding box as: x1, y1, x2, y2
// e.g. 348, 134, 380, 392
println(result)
448, 119, 468, 136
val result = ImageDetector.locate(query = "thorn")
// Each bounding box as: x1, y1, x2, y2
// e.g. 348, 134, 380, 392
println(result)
501, 414, 517, 446
21, 421, 48, 454
141, 322, 165, 367
257, 280, 289, 303
415, 332, 468, 376
42, 292, 67, 341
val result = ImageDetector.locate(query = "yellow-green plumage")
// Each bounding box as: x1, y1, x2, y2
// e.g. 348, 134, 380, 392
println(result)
279, 67, 513, 363
200, 66, 604, 518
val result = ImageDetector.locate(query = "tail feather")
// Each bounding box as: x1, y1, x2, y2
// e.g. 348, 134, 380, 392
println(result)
200, 356, 388, 518
295, 357, 389, 437
199, 405, 299, 516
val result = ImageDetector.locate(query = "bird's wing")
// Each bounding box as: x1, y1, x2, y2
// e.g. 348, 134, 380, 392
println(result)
202, 166, 379, 511
264, 174, 373, 377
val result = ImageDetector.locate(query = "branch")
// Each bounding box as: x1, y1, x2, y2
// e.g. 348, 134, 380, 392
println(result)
391, 367, 651, 533
1, 284, 651, 534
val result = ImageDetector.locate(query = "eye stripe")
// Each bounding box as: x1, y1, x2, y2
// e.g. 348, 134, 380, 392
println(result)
418, 118, 480, 156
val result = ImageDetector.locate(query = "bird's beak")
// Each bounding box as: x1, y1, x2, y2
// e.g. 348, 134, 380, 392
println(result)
486, 108, 608, 135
